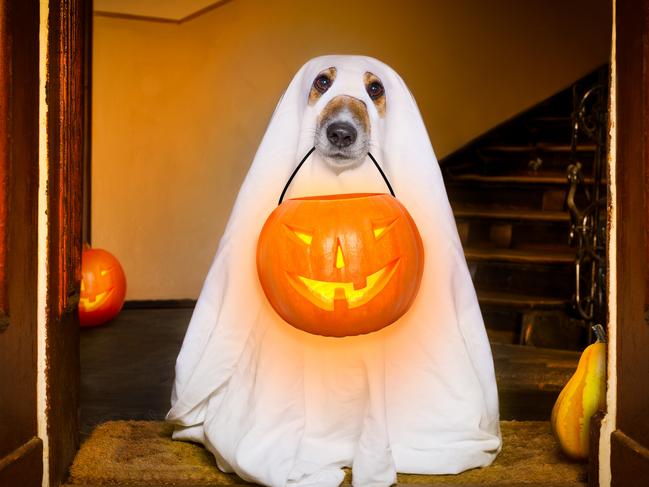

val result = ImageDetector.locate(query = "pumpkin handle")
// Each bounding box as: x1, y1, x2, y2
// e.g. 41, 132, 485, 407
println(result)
278, 148, 396, 205
367, 152, 396, 199
592, 324, 607, 343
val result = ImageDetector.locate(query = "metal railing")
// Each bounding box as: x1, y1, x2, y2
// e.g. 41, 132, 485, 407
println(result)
565, 69, 608, 338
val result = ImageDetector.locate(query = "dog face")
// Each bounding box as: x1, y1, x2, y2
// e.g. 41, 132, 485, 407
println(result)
310, 67, 386, 171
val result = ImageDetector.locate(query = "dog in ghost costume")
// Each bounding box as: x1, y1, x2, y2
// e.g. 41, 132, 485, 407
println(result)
167, 55, 501, 486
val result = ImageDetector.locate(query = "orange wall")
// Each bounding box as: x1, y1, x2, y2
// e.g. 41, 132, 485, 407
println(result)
92, 0, 611, 299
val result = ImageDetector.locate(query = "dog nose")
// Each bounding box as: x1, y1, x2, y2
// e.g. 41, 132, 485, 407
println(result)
326, 122, 357, 148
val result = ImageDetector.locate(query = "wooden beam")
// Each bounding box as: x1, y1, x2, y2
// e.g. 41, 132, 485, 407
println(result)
45, 0, 89, 485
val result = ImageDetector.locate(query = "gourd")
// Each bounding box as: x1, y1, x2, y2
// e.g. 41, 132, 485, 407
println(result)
551, 324, 607, 459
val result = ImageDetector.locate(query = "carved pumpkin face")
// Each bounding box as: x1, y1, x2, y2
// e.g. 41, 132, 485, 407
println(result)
79, 248, 127, 327
257, 193, 424, 337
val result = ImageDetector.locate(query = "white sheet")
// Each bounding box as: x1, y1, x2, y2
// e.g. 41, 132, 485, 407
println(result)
167, 55, 501, 487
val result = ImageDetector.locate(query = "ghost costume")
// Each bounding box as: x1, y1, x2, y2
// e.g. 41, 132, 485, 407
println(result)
167, 55, 501, 486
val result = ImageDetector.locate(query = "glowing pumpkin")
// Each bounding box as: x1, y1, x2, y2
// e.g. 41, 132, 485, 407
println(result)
257, 193, 424, 337
79, 247, 127, 327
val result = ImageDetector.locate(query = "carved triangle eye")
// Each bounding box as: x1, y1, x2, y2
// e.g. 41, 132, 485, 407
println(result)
373, 218, 397, 239
295, 231, 312, 245
373, 226, 387, 239
285, 225, 313, 245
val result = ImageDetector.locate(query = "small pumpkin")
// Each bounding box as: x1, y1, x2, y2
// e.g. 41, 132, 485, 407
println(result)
551, 324, 607, 459
256, 193, 424, 337
79, 247, 127, 327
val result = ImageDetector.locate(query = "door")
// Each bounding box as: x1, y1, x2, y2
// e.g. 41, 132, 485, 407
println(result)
0, 1, 42, 485
0, 1, 88, 486
611, 0, 649, 484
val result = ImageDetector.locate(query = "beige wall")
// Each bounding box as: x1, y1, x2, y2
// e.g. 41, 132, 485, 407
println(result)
92, 0, 611, 300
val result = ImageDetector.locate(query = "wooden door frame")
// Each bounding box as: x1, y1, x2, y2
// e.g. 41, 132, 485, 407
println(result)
608, 0, 649, 484
44, 0, 89, 486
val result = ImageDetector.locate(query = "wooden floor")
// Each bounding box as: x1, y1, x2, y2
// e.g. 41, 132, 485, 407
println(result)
80, 307, 190, 438
80, 307, 580, 438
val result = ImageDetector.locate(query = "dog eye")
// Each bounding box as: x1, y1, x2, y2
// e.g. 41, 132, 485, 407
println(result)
367, 81, 384, 100
313, 75, 332, 94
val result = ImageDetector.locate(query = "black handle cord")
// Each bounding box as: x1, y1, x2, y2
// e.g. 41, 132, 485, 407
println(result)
278, 148, 395, 205
367, 151, 396, 198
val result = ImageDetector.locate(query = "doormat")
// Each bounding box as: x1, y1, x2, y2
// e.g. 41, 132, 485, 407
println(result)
67, 420, 587, 485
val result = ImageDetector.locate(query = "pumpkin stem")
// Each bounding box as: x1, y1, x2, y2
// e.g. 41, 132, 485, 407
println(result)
592, 324, 607, 343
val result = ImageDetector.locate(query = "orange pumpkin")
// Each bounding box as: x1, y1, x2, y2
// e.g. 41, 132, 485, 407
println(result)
257, 193, 424, 337
79, 247, 127, 327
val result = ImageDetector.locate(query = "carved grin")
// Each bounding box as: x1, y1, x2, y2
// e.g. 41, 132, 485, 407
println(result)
288, 260, 399, 311
80, 288, 113, 313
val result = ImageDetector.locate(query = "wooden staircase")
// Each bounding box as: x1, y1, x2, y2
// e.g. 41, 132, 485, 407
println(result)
442, 68, 608, 350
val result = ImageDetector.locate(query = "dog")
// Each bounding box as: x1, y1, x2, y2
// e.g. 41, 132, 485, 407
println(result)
168, 56, 501, 487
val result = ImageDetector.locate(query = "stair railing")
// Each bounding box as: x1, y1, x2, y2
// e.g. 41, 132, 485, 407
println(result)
565, 70, 608, 339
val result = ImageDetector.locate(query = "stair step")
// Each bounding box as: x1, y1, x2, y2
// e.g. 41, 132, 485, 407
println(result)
447, 185, 567, 211
455, 207, 569, 222
527, 115, 572, 124
480, 143, 596, 154
473, 262, 573, 299
449, 172, 568, 185
465, 247, 574, 265
478, 290, 568, 309
492, 342, 578, 393
492, 342, 580, 420
447, 171, 599, 186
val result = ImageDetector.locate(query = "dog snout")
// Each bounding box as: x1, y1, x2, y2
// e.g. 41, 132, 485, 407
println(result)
326, 122, 357, 149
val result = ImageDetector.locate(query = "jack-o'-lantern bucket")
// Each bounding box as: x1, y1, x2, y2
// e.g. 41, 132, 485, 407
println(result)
256, 148, 424, 337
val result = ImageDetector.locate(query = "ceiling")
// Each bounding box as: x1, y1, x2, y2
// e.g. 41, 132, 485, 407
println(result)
94, 0, 227, 22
